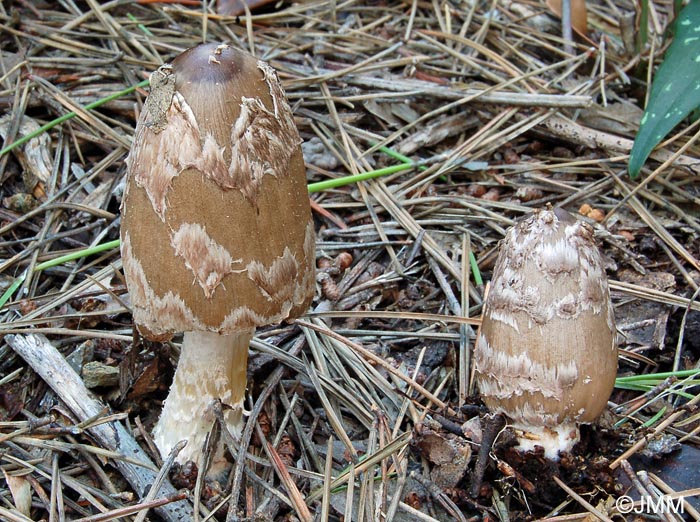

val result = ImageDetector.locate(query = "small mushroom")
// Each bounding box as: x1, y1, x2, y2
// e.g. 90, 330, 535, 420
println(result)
120, 43, 315, 470
474, 208, 617, 459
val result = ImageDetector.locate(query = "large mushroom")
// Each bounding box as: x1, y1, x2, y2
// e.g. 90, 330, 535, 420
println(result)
120, 43, 315, 470
474, 208, 617, 459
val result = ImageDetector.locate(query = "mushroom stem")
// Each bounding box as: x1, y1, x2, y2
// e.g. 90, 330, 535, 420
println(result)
511, 423, 579, 460
152, 329, 252, 468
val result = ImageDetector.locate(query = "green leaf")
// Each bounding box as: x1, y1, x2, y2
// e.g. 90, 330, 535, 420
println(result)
628, 1, 700, 178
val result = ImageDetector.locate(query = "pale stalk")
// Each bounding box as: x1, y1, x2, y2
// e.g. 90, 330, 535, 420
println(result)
152, 329, 252, 469
512, 423, 579, 460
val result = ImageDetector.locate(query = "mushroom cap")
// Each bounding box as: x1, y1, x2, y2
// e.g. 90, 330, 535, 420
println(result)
475, 208, 617, 430
120, 43, 315, 339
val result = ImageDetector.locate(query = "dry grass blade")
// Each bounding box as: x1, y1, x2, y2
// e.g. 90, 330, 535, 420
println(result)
307, 432, 411, 503
648, 475, 700, 521
262, 437, 313, 522
305, 358, 359, 463
297, 319, 449, 411
0, 507, 34, 522
310, 309, 481, 325
611, 392, 700, 469
72, 493, 189, 522
552, 476, 614, 522
132, 440, 188, 522
610, 280, 700, 312
320, 436, 334, 522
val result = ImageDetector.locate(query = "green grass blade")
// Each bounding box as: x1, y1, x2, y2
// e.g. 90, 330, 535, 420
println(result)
127, 13, 153, 36
0, 157, 414, 309
307, 162, 414, 193
1, 72, 426, 311
615, 368, 700, 384
637, 0, 649, 54
469, 251, 483, 287
33, 239, 121, 272
0, 240, 121, 310
0, 273, 27, 310
641, 406, 667, 428
628, 1, 700, 177
0, 80, 149, 159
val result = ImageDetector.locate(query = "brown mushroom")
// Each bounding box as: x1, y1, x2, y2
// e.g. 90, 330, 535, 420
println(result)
120, 43, 315, 471
474, 208, 617, 459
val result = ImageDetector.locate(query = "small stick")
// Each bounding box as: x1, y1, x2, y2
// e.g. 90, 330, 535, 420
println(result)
72, 492, 189, 522
561, 0, 574, 56
133, 440, 188, 522
553, 476, 614, 522
6, 333, 194, 522
637, 470, 681, 522
226, 335, 307, 520
260, 432, 313, 522
410, 470, 468, 522
648, 473, 700, 520
619, 458, 679, 522
611, 392, 700, 469
620, 459, 651, 499
470, 413, 505, 498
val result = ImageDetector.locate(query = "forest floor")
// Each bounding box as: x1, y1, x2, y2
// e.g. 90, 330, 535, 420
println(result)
1, 1, 699, 521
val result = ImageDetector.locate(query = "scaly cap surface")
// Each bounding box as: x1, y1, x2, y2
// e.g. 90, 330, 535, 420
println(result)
121, 43, 315, 339
474, 208, 617, 455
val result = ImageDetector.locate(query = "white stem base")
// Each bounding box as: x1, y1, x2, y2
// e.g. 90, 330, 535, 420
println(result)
152, 329, 253, 472
512, 423, 580, 460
